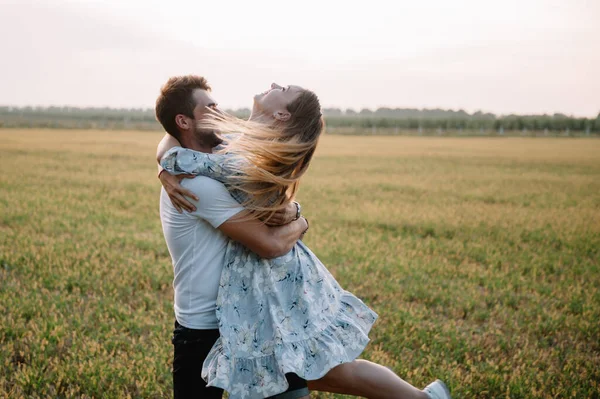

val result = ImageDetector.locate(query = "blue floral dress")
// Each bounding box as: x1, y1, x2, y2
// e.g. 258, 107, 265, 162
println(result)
161, 144, 378, 399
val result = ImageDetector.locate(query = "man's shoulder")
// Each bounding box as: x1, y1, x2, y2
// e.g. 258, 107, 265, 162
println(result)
180, 176, 241, 217
179, 176, 243, 227
181, 176, 227, 192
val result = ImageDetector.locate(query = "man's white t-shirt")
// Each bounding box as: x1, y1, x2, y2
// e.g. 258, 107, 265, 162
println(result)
160, 176, 243, 329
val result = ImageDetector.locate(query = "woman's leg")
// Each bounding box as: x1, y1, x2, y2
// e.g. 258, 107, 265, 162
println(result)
307, 359, 429, 399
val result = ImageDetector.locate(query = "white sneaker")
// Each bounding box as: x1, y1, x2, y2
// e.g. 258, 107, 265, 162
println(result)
423, 379, 451, 399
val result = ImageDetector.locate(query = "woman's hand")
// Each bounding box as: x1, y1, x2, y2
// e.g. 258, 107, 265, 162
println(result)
159, 171, 199, 213
262, 202, 300, 226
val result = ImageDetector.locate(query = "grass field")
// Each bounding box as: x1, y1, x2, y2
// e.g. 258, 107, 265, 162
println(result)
1, 129, 599, 399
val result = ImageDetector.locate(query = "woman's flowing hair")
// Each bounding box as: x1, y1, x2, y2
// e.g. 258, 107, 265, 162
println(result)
199, 89, 324, 221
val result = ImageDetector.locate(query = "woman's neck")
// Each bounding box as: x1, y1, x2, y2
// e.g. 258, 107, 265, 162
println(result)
248, 111, 274, 125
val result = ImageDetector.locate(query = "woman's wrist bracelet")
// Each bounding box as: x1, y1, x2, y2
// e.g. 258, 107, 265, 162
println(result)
293, 201, 301, 220
300, 216, 309, 238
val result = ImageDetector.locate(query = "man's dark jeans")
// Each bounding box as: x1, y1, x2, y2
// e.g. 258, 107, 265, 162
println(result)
172, 321, 223, 399
172, 320, 309, 399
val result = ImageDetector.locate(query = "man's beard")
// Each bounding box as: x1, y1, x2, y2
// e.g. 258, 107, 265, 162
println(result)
191, 127, 222, 149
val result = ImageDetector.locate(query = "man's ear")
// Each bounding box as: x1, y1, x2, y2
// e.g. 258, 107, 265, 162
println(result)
175, 114, 191, 130
273, 110, 291, 122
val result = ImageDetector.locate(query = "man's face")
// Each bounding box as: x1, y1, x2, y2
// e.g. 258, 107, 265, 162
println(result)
184, 88, 221, 145
191, 89, 219, 121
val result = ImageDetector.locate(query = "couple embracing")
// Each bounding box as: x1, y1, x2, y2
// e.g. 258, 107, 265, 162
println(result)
155, 75, 451, 399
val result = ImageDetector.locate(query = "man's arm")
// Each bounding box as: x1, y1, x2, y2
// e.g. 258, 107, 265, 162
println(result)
260, 202, 300, 226
219, 212, 308, 259
186, 177, 307, 259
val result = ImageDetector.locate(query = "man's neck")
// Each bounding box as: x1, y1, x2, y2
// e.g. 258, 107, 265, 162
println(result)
179, 135, 217, 153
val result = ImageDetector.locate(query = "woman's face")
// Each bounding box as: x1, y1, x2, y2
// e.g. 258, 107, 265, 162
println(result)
253, 83, 303, 120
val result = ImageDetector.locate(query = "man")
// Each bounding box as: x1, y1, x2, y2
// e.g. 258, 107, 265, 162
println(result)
155, 75, 310, 399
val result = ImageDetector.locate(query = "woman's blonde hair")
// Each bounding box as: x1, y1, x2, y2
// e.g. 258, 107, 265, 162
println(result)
200, 89, 324, 221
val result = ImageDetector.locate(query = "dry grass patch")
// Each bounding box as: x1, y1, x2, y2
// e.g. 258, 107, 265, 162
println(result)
1, 129, 599, 398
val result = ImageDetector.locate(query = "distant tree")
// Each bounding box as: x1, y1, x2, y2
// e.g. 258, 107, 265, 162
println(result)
323, 108, 342, 116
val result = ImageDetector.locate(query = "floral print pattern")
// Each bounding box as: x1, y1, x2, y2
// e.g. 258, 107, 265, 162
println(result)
161, 146, 378, 399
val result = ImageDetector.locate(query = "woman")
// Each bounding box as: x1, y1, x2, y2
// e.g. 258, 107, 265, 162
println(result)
158, 83, 450, 399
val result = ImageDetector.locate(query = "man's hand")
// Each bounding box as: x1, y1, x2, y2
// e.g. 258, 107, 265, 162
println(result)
261, 202, 299, 226
159, 171, 198, 213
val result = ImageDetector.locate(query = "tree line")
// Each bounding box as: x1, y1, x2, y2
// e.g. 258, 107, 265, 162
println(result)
1, 106, 598, 135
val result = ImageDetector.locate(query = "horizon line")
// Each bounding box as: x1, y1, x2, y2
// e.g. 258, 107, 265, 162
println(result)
1, 104, 597, 119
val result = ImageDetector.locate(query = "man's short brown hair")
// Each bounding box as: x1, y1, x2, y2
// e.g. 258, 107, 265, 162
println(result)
155, 75, 211, 139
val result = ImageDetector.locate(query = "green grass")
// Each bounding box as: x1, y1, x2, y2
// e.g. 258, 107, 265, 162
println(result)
1, 129, 599, 398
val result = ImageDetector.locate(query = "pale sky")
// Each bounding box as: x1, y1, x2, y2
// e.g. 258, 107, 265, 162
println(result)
0, 0, 599, 116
